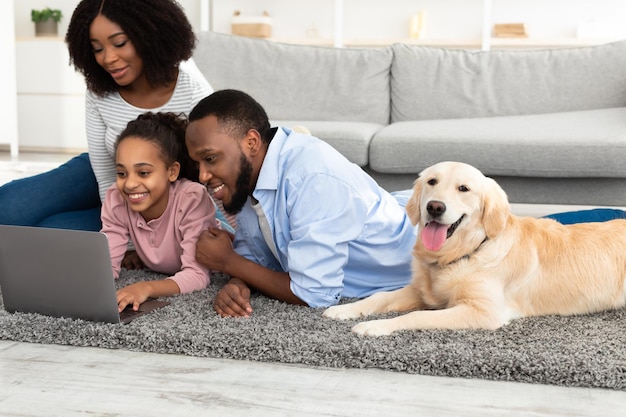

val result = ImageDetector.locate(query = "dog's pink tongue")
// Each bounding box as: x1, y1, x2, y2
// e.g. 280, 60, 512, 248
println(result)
421, 222, 448, 251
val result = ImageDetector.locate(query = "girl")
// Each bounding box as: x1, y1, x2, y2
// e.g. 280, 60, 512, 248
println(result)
0, 0, 235, 237
102, 112, 217, 312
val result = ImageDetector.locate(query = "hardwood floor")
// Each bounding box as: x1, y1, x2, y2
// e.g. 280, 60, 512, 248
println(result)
1, 340, 625, 416
1, 150, 625, 415
0, 151, 77, 186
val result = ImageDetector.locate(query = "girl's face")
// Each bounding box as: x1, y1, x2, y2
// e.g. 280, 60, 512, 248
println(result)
115, 137, 180, 222
89, 14, 144, 88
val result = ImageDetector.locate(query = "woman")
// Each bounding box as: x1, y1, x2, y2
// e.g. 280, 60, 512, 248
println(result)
0, 0, 235, 235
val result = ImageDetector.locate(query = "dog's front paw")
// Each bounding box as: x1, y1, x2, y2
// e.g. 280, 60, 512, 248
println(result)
351, 319, 395, 337
323, 304, 363, 320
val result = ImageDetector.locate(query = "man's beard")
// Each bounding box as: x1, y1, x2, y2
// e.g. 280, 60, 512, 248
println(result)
223, 153, 253, 215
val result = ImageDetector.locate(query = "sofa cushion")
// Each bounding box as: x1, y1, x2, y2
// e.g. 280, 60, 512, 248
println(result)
365, 170, 626, 205
272, 120, 382, 167
370, 107, 626, 178
194, 31, 393, 125
390, 40, 626, 122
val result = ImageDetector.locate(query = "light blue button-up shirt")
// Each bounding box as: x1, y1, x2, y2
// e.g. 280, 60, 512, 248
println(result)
232, 127, 418, 307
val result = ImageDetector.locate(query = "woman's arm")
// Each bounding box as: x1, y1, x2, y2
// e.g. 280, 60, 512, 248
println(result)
180, 59, 214, 108
85, 91, 117, 202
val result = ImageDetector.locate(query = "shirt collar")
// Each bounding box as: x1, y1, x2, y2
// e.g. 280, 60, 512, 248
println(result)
253, 126, 289, 196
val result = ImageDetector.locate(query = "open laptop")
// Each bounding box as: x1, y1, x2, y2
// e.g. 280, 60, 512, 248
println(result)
0, 225, 169, 324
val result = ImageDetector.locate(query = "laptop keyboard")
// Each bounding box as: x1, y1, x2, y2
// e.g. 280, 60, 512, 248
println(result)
119, 307, 140, 321
117, 299, 169, 323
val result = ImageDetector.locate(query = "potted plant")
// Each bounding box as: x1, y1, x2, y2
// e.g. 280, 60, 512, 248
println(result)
31, 8, 63, 37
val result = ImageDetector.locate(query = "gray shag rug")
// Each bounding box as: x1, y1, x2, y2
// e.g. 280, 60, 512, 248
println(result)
1, 269, 625, 391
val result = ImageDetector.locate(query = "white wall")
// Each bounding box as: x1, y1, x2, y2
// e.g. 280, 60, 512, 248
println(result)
14, 0, 626, 42
2, 1, 18, 156
214, 0, 626, 41
11, 0, 626, 152
13, 0, 201, 38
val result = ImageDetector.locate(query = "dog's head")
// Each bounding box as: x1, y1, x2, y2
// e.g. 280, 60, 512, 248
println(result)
406, 161, 510, 256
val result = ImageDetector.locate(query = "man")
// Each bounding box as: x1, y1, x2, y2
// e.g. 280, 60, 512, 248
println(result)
185, 89, 418, 317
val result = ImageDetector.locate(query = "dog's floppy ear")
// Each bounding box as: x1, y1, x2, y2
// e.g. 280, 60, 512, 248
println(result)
405, 176, 422, 226
481, 177, 510, 238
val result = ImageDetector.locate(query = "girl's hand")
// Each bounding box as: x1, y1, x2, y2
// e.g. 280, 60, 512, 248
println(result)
116, 282, 151, 312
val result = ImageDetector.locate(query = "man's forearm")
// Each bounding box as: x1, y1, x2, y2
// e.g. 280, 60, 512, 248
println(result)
224, 252, 307, 306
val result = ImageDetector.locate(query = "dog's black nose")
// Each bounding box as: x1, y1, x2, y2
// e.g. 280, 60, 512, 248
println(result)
427, 200, 446, 217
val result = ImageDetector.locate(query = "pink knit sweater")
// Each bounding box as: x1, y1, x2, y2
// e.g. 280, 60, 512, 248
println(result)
101, 179, 218, 294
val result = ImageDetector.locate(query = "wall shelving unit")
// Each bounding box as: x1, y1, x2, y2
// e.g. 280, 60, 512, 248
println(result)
199, 0, 622, 50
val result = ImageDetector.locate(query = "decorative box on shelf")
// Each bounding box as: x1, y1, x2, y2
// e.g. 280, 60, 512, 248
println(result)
493, 23, 528, 38
231, 11, 272, 38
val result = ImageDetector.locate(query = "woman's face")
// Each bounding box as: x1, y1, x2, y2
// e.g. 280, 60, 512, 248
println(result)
89, 14, 144, 88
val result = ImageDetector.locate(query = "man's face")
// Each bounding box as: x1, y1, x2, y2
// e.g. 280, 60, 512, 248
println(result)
185, 115, 254, 214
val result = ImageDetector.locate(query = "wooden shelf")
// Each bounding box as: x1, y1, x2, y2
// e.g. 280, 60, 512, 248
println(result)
16, 36, 65, 41
488, 37, 623, 49
266, 36, 622, 50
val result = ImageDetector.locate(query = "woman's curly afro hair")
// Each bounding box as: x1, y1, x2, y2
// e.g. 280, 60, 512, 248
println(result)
66, 0, 196, 96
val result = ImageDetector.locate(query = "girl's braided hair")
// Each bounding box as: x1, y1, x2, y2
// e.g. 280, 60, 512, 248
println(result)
116, 112, 198, 182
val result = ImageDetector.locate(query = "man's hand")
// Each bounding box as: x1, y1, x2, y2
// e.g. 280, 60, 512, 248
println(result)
196, 227, 235, 272
198, 227, 306, 308
214, 278, 252, 318
116, 282, 151, 312
122, 250, 144, 270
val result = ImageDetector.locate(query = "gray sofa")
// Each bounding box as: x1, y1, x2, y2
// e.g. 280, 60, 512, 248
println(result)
193, 31, 626, 206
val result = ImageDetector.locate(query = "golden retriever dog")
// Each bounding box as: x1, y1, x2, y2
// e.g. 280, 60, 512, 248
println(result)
323, 161, 626, 336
